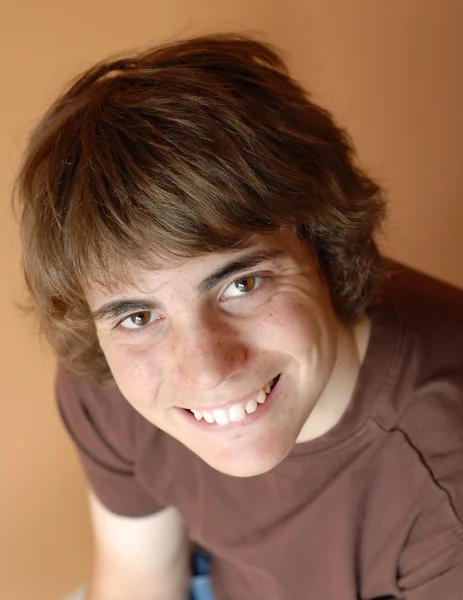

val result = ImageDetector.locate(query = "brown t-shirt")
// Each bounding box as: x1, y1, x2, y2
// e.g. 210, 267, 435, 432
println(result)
57, 264, 463, 600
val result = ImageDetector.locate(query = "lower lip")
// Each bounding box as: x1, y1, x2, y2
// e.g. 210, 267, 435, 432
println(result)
175, 376, 282, 433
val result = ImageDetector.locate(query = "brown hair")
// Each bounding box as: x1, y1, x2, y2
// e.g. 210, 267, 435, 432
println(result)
16, 33, 386, 384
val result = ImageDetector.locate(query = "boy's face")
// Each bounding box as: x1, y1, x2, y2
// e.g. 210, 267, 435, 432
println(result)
90, 231, 364, 477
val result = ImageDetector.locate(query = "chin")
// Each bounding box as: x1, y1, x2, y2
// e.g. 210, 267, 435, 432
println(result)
198, 435, 296, 478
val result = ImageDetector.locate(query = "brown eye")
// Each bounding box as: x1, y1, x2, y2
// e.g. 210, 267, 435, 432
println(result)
223, 274, 265, 300
235, 276, 256, 292
120, 311, 155, 329
131, 312, 151, 326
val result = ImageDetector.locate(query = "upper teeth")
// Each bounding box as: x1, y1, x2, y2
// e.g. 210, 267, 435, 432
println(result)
190, 382, 273, 426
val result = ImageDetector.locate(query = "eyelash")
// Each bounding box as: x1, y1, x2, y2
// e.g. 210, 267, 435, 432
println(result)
115, 272, 271, 334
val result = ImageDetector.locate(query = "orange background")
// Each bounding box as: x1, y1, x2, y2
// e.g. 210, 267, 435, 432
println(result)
1, 1, 462, 598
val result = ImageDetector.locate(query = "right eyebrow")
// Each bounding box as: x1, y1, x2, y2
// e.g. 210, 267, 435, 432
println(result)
91, 299, 163, 322
197, 249, 286, 295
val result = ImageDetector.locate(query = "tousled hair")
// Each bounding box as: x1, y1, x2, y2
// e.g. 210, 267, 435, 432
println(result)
16, 33, 386, 384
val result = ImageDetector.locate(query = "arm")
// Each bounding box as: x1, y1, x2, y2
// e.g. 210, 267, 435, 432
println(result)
86, 490, 191, 600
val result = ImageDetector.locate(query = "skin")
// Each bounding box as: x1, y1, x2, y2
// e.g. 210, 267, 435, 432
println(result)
90, 231, 371, 477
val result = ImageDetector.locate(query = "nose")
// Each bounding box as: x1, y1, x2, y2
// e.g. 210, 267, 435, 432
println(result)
170, 312, 247, 390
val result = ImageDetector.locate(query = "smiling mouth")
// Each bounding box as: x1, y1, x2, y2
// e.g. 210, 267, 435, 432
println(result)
185, 375, 280, 426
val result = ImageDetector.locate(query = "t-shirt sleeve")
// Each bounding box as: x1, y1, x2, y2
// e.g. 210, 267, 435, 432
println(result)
397, 498, 463, 599
56, 368, 165, 517
395, 388, 463, 599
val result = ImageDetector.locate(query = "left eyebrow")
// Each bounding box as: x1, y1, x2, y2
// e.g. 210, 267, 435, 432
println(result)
197, 249, 287, 294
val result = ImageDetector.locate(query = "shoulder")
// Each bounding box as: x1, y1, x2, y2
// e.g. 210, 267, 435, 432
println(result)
380, 260, 463, 352
56, 368, 174, 515
372, 261, 463, 401
371, 261, 463, 521
56, 368, 158, 467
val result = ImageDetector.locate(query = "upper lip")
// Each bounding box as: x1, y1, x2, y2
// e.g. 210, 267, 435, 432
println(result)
178, 376, 277, 412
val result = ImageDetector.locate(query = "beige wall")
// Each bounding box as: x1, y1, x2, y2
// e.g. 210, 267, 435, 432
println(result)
1, 1, 462, 598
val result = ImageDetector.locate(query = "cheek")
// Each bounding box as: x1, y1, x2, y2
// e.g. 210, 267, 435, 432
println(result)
255, 296, 328, 351
103, 342, 162, 406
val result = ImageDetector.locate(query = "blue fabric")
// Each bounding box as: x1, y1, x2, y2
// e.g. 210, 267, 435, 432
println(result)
189, 549, 215, 600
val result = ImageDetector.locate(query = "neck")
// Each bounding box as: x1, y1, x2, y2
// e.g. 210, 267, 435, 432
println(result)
296, 312, 371, 443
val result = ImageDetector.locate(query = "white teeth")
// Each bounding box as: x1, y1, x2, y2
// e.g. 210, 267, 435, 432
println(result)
245, 398, 258, 414
229, 404, 246, 422
213, 409, 229, 425
203, 411, 215, 424
190, 380, 275, 425
256, 389, 267, 404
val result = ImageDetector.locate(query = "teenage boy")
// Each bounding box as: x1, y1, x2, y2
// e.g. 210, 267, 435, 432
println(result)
17, 34, 463, 600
